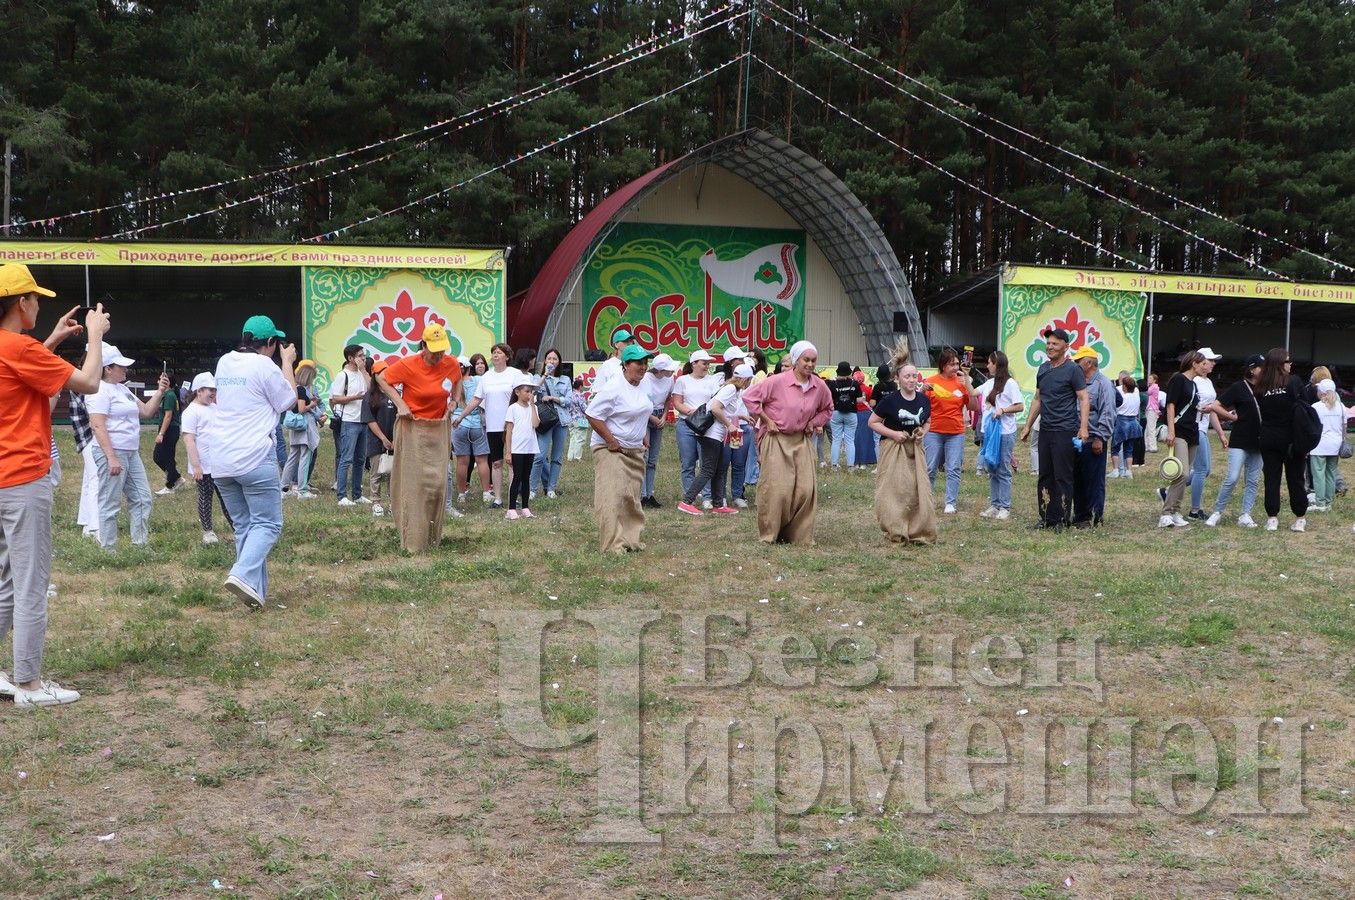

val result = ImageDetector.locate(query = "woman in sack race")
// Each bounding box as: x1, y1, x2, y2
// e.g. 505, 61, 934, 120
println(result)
374, 326, 463, 552
282, 359, 323, 498
870, 350, 936, 544
740, 341, 834, 545
585, 345, 655, 552
530, 348, 571, 499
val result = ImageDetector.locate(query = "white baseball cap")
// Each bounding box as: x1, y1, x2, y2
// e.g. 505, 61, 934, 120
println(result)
457, 355, 470, 367
190, 372, 215, 392
512, 373, 537, 390
651, 353, 678, 372
1198, 347, 1223, 360
723, 345, 746, 362
689, 349, 714, 363
101, 343, 134, 367
1317, 378, 1336, 396
733, 363, 755, 379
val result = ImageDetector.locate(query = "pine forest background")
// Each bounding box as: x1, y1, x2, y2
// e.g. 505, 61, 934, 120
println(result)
2, 0, 1354, 299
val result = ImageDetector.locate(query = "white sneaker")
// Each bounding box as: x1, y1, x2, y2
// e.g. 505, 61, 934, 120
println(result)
995, 508, 1010, 520
282, 487, 300, 498
733, 498, 749, 509
14, 679, 81, 707
979, 506, 998, 518
529, 491, 537, 500
819, 461, 827, 468
155, 486, 176, 495
702, 499, 713, 510
482, 491, 494, 503
445, 506, 464, 519
1237, 515, 1257, 528
202, 531, 219, 545
1291, 517, 1306, 532
1205, 512, 1221, 527
547, 491, 558, 499
1123, 470, 1133, 480
224, 575, 264, 610
1265, 517, 1279, 531
1158, 514, 1175, 528
943, 503, 957, 514
355, 496, 372, 505
1307, 492, 1317, 504
0, 671, 14, 696
1107, 470, 1120, 479
372, 503, 385, 517
1170, 513, 1191, 527
338, 497, 355, 507
297, 491, 316, 499
458, 492, 469, 503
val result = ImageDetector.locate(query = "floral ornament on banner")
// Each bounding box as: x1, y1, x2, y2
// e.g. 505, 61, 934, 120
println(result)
1024, 305, 1109, 369
346, 290, 458, 361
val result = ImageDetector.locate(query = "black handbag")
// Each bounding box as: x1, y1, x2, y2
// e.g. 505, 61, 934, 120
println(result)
686, 403, 715, 435
535, 398, 560, 433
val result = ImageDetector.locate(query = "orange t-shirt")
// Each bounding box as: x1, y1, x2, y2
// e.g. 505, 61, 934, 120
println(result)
0, 329, 75, 488
381, 354, 462, 420
923, 374, 970, 434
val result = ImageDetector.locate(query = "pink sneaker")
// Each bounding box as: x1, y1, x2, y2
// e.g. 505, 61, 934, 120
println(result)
677, 501, 704, 516
506, 509, 519, 520
521, 508, 534, 518
712, 505, 739, 515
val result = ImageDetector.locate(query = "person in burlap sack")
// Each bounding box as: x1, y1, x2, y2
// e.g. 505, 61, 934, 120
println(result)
374, 325, 462, 552
868, 347, 936, 544
739, 340, 833, 545
585, 345, 655, 552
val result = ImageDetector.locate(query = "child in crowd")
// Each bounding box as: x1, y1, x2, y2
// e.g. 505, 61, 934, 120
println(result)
502, 377, 541, 519
180, 372, 233, 544
566, 376, 590, 461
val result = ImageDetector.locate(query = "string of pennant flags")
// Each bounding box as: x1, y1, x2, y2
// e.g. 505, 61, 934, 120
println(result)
99, 7, 749, 241
751, 57, 1151, 273
25, 1, 747, 234
760, 0, 1354, 277
305, 57, 745, 243
758, 9, 1285, 281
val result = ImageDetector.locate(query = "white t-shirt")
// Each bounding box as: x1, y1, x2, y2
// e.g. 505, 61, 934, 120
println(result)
586, 377, 653, 449
1313, 401, 1350, 457
88, 380, 143, 452
328, 367, 369, 423
1194, 375, 1217, 434
640, 371, 675, 412
505, 402, 540, 454
212, 351, 298, 478
180, 402, 216, 476
474, 367, 518, 432
975, 378, 1023, 435
673, 373, 721, 413
1116, 387, 1142, 418
706, 383, 743, 442
593, 356, 622, 394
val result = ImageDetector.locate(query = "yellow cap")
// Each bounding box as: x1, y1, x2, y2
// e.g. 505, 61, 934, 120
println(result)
294, 358, 316, 372
422, 323, 451, 353
0, 264, 56, 298
1071, 346, 1099, 362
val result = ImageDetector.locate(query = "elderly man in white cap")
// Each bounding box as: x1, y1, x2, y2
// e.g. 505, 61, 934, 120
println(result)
739, 340, 833, 543
639, 352, 679, 508
672, 348, 722, 506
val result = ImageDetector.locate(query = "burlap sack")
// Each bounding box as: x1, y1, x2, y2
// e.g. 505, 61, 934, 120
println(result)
754, 430, 818, 545
593, 446, 646, 552
391, 416, 450, 553
875, 434, 937, 544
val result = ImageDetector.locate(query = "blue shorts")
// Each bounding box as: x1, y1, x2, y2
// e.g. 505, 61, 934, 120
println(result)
452, 424, 490, 457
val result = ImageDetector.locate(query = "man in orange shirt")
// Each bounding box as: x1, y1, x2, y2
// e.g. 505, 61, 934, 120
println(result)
374, 324, 463, 551
0, 265, 111, 706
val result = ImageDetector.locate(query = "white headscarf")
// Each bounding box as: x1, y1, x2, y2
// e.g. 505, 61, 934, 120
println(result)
788, 340, 817, 366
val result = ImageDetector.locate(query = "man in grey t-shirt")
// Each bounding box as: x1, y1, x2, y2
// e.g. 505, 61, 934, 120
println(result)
1071, 346, 1116, 527
1019, 328, 1089, 528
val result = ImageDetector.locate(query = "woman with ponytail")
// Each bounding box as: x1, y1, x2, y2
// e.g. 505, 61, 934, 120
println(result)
973, 351, 1023, 520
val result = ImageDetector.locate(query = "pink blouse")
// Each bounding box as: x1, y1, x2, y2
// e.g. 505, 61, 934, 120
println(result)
741, 371, 833, 435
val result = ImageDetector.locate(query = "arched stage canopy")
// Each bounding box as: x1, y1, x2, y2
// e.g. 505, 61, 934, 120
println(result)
509, 128, 927, 361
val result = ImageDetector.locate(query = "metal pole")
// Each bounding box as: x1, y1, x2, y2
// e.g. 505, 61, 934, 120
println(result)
2, 138, 11, 235
1285, 299, 1292, 350
1145, 291, 1154, 378
84, 265, 91, 307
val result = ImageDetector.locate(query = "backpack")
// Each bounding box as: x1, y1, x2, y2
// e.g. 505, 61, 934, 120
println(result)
1291, 400, 1322, 457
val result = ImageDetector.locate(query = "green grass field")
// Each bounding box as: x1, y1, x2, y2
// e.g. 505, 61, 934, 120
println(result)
2, 431, 1353, 898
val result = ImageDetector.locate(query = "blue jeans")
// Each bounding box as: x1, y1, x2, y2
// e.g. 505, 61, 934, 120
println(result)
725, 425, 753, 500
335, 421, 366, 500
216, 462, 284, 602
643, 420, 665, 498
1189, 432, 1212, 510
988, 431, 1016, 509
530, 421, 568, 492
924, 431, 965, 506
676, 419, 709, 500
745, 425, 760, 484
1213, 447, 1261, 517
274, 422, 287, 468
830, 410, 857, 467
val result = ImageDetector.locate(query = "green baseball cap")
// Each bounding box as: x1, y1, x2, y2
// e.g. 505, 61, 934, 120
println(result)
620, 344, 651, 363
242, 314, 285, 339
612, 328, 635, 345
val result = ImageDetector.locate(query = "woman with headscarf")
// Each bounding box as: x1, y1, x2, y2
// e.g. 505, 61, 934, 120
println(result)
740, 340, 833, 544
375, 324, 462, 551
869, 345, 936, 544
586, 345, 654, 552
1309, 378, 1347, 512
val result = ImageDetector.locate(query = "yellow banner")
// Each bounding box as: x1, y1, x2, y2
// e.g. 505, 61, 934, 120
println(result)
0, 241, 504, 270
1004, 265, 1355, 305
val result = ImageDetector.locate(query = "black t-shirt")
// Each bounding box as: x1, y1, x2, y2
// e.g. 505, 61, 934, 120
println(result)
831, 377, 863, 414
367, 394, 398, 457
874, 379, 899, 404
1258, 374, 1305, 439
1218, 380, 1261, 450
1164, 372, 1200, 446
874, 391, 930, 433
